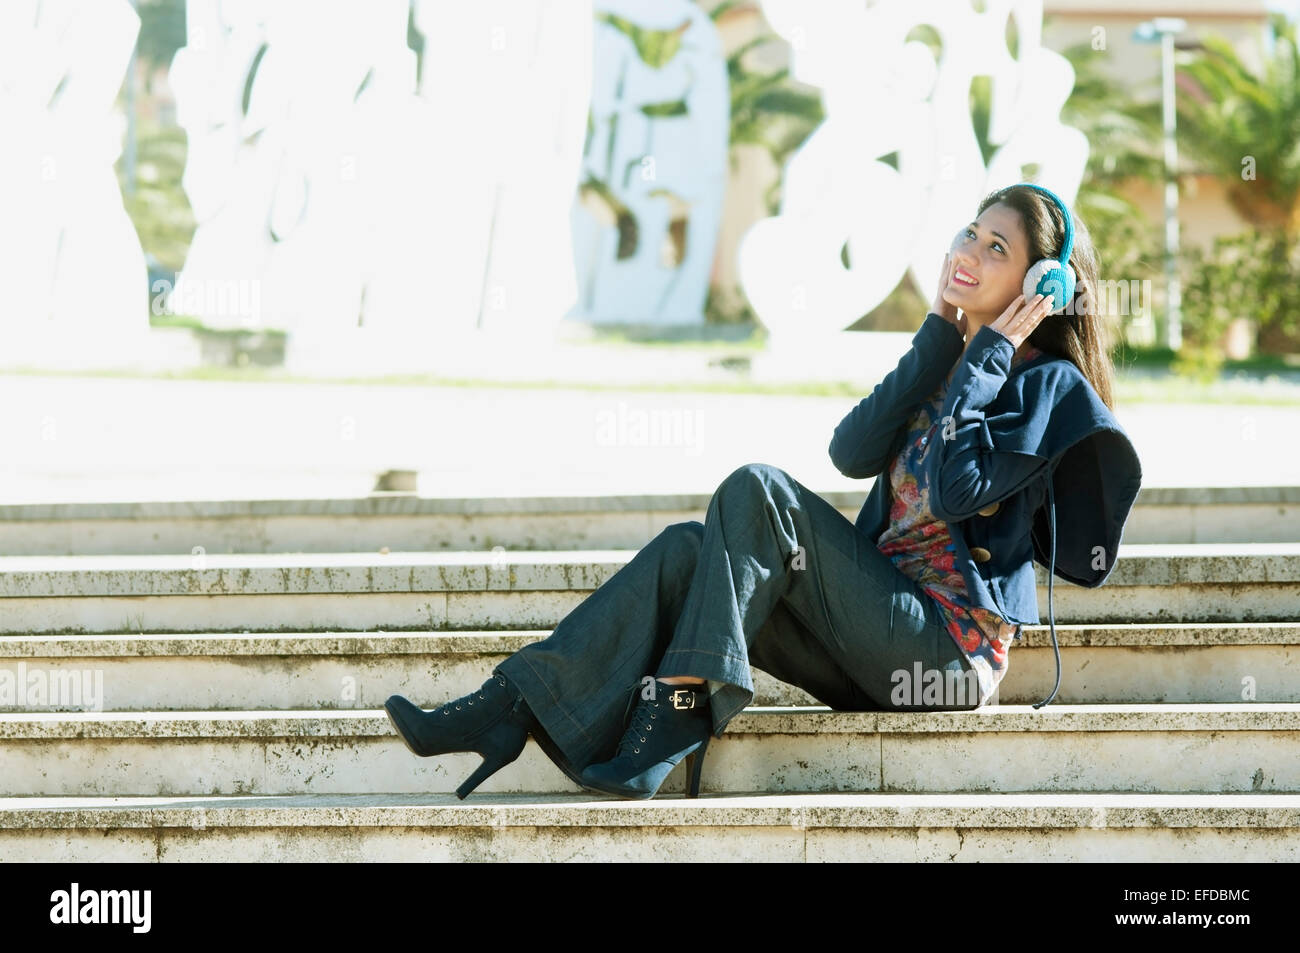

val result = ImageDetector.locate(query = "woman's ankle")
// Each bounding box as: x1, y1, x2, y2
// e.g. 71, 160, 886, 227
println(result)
657, 675, 706, 685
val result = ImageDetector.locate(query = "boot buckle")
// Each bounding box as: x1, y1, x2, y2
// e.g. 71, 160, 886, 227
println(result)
670, 689, 697, 710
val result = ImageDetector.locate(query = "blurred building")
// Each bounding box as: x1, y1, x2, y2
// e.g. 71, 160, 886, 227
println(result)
1044, 0, 1275, 250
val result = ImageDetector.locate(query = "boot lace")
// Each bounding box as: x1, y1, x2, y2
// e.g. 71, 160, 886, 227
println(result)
615, 685, 659, 756
437, 672, 507, 716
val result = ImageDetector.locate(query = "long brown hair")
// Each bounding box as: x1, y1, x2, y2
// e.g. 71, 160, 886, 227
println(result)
975, 184, 1115, 411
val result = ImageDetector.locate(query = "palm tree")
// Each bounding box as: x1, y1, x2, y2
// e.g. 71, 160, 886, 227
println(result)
1054, 29, 1170, 336
1164, 11, 1300, 354
1057, 44, 1167, 194
1171, 11, 1300, 233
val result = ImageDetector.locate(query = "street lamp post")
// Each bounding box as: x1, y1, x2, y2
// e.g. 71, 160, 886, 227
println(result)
1134, 16, 1187, 352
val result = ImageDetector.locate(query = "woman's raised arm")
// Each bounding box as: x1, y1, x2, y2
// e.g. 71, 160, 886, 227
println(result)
828, 312, 965, 479
924, 316, 1055, 522
829, 250, 977, 479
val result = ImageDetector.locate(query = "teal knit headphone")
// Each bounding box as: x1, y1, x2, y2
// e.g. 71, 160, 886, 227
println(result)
1014, 183, 1076, 315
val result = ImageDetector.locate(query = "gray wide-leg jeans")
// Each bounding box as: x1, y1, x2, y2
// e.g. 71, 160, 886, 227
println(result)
495, 463, 977, 784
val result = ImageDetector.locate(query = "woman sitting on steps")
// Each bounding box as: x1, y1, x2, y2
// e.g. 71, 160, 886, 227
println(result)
383, 181, 1143, 801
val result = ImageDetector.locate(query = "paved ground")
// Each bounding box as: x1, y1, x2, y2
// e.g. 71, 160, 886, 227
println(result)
1, 370, 1296, 505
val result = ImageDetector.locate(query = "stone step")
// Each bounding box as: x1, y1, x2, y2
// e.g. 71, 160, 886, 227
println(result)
1, 705, 1298, 797
0, 544, 1295, 634
1, 792, 1296, 862
0, 486, 1294, 555
1, 622, 1297, 711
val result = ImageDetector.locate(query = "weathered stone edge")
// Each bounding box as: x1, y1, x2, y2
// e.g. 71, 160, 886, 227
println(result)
1, 792, 1299, 829
1, 548, 1297, 595
2, 623, 1299, 657
0, 485, 1294, 521
3, 705, 1300, 738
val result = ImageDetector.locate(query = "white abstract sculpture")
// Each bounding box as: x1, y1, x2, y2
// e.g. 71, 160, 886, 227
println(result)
0, 0, 149, 367
570, 0, 728, 325
169, 0, 593, 374
170, 0, 416, 334
738, 0, 1087, 363
410, 0, 593, 340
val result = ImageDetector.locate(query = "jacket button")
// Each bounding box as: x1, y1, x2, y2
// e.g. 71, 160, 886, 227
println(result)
977, 501, 999, 516
969, 546, 992, 562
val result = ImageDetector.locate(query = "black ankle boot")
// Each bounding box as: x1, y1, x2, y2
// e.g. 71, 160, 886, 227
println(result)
580, 679, 712, 800
384, 671, 540, 799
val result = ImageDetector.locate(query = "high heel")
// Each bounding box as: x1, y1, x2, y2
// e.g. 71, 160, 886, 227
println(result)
683, 738, 710, 798
580, 679, 713, 800
384, 671, 539, 799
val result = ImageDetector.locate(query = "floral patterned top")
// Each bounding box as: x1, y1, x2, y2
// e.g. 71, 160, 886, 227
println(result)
874, 339, 1044, 706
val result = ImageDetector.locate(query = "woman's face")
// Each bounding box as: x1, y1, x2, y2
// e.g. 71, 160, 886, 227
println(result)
944, 202, 1031, 319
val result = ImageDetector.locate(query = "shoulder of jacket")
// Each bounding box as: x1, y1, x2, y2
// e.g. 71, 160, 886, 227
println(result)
1017, 354, 1119, 440
1009, 355, 1104, 423
1016, 352, 1085, 388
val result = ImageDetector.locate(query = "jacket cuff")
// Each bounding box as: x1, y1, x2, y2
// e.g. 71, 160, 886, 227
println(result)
920, 312, 966, 352
948, 323, 1015, 407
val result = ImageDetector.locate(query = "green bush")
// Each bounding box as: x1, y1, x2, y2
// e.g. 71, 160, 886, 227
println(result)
1177, 228, 1300, 377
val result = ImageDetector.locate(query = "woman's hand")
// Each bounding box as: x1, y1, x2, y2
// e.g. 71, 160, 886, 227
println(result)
932, 252, 966, 338
987, 293, 1055, 350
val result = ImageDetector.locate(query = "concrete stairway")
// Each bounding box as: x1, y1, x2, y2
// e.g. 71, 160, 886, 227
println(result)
1, 486, 1298, 861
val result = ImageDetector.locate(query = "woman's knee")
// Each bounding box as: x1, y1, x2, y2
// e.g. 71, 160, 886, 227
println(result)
656, 520, 703, 558
646, 521, 704, 591
722, 462, 786, 490
713, 464, 793, 516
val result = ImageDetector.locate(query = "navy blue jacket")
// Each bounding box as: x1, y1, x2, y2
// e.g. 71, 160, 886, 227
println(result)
829, 311, 1143, 705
